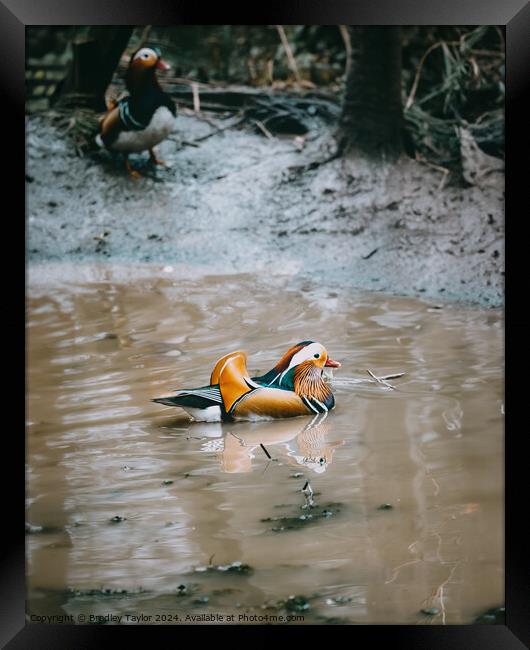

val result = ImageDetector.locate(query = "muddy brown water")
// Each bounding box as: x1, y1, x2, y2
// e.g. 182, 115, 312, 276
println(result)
26, 264, 503, 625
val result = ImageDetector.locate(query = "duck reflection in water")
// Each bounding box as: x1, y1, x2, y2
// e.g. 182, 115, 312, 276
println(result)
194, 413, 344, 474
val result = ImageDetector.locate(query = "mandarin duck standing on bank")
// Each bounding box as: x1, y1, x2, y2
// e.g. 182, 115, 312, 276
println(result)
96, 46, 176, 178
153, 341, 341, 422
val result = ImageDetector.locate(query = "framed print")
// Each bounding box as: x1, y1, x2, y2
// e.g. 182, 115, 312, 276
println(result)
4, 0, 528, 647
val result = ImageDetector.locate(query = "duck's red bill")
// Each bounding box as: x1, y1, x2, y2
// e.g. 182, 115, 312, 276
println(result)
156, 59, 171, 71
325, 358, 341, 368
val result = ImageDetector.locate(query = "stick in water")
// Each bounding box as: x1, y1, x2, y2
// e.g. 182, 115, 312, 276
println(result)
366, 369, 397, 390
302, 480, 314, 508
260, 443, 272, 459
330, 372, 405, 386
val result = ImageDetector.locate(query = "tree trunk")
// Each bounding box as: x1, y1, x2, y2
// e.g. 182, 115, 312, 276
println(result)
56, 26, 133, 111
337, 27, 403, 159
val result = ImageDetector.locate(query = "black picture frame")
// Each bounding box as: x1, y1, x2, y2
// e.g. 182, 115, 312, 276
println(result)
7, 1, 528, 647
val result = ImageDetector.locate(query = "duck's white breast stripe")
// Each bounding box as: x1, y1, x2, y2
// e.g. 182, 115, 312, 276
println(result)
313, 398, 328, 412
119, 100, 145, 129
302, 396, 319, 414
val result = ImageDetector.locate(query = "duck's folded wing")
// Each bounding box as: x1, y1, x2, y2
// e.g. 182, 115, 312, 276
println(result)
214, 351, 259, 413
210, 350, 248, 386
99, 106, 124, 147
153, 385, 222, 409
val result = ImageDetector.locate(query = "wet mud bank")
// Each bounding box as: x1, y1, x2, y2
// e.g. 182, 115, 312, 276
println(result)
26, 113, 504, 307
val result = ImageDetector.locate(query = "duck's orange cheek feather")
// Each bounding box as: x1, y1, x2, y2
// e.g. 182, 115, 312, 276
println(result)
232, 388, 310, 419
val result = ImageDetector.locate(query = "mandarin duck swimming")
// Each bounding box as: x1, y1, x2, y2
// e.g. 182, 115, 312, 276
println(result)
153, 341, 341, 422
96, 46, 176, 178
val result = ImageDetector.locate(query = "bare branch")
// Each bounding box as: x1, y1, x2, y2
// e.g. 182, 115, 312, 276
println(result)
275, 25, 302, 84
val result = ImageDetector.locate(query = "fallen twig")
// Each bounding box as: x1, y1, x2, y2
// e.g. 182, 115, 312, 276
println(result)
169, 115, 247, 147
193, 115, 247, 142
415, 152, 450, 191
260, 443, 272, 459
366, 369, 397, 390
254, 119, 274, 139
362, 248, 379, 260
330, 373, 405, 387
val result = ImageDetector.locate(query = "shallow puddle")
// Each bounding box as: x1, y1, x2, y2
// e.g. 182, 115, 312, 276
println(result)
26, 264, 503, 624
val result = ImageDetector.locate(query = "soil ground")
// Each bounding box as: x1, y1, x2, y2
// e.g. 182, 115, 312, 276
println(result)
26, 112, 504, 307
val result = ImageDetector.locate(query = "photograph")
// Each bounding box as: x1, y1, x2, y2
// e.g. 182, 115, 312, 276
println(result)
25, 24, 505, 627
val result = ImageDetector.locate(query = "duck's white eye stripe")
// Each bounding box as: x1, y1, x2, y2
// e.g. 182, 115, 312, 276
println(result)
286, 343, 325, 371
134, 47, 156, 60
